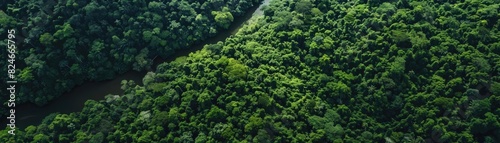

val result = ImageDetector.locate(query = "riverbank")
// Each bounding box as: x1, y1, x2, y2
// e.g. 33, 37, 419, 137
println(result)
4, 0, 270, 130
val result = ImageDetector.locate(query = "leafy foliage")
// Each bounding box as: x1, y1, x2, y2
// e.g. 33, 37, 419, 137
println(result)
1, 0, 500, 142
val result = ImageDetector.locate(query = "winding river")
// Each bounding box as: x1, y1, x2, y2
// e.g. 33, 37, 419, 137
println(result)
7, 0, 270, 129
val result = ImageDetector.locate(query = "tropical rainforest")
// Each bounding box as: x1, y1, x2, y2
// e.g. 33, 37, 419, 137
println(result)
1, 0, 500, 142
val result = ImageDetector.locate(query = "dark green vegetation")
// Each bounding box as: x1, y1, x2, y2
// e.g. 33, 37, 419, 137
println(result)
0, 0, 260, 111
2, 0, 500, 142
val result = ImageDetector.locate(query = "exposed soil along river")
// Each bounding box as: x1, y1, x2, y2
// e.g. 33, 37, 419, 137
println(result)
9, 0, 270, 129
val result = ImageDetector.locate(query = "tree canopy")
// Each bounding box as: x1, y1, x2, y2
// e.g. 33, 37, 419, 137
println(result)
1, 0, 499, 142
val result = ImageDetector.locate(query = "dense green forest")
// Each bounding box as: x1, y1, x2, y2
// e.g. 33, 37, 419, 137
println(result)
0, 0, 260, 112
2, 0, 500, 142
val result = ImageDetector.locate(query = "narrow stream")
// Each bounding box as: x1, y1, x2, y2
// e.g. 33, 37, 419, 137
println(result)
6, 0, 270, 129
